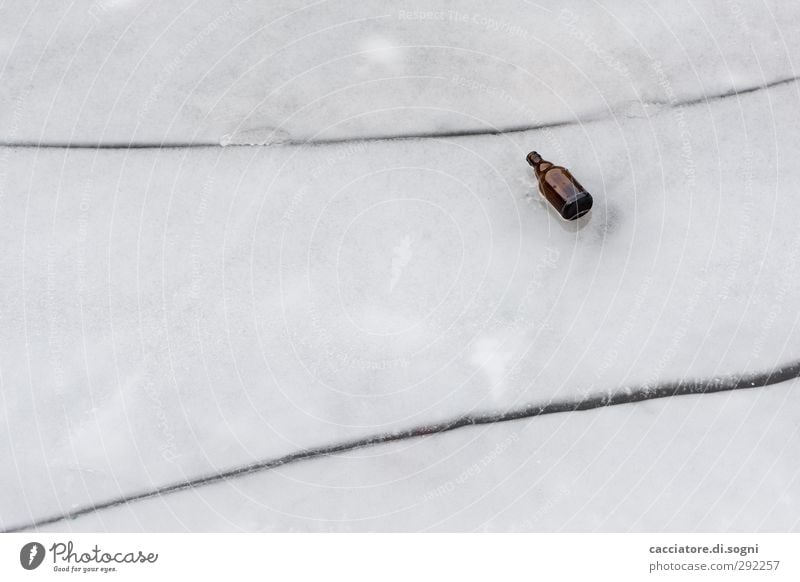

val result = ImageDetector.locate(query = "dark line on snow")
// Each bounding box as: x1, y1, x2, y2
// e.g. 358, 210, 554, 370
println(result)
0, 120, 578, 150
3, 358, 799, 532
1, 75, 797, 151
680, 74, 799, 107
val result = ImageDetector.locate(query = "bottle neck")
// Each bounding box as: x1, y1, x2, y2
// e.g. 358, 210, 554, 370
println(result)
535, 161, 554, 176
526, 151, 553, 177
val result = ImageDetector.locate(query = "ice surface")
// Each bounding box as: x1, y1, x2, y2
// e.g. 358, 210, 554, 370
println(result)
2, 0, 800, 533
1, 0, 799, 144
1, 78, 799, 530
38, 382, 800, 532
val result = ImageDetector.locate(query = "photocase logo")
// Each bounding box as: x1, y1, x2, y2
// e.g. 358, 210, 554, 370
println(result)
389, 233, 415, 292
20, 542, 46, 570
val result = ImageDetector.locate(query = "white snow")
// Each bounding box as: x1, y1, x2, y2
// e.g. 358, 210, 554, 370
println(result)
38, 382, 800, 532
0, 0, 798, 144
0, 0, 799, 532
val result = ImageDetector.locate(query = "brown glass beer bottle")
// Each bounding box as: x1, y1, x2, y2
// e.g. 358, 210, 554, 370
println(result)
526, 151, 593, 220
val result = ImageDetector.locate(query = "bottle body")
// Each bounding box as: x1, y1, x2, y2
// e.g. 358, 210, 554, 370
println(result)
526, 152, 593, 220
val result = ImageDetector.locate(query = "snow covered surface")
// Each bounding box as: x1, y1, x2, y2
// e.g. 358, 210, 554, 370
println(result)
1, 0, 799, 144
39, 382, 800, 532
1, 1, 799, 532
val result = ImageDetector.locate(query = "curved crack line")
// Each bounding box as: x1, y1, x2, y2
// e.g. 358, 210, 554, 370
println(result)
3, 358, 799, 532
1, 75, 797, 150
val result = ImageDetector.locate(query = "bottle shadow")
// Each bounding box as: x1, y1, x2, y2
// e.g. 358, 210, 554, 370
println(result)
554, 209, 593, 232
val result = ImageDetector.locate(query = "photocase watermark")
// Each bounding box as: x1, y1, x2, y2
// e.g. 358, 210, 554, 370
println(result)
280, 141, 411, 376
0, 85, 32, 206
503, 246, 560, 334
19, 540, 158, 574
88, 0, 130, 22
75, 176, 93, 296
450, 74, 567, 162
642, 275, 708, 390
422, 431, 520, 502
750, 227, 800, 362
594, 275, 655, 381
295, 301, 410, 377
140, 363, 180, 463
398, 9, 529, 39
726, 0, 752, 34
46, 240, 68, 400
717, 148, 754, 302
278, 142, 368, 231
189, 175, 215, 303
558, 9, 630, 78
389, 233, 415, 292
516, 486, 571, 529
137, 1, 252, 123
20, 542, 46, 570
651, 60, 697, 192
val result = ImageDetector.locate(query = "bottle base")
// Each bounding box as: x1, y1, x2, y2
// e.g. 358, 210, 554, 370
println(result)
561, 192, 593, 221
